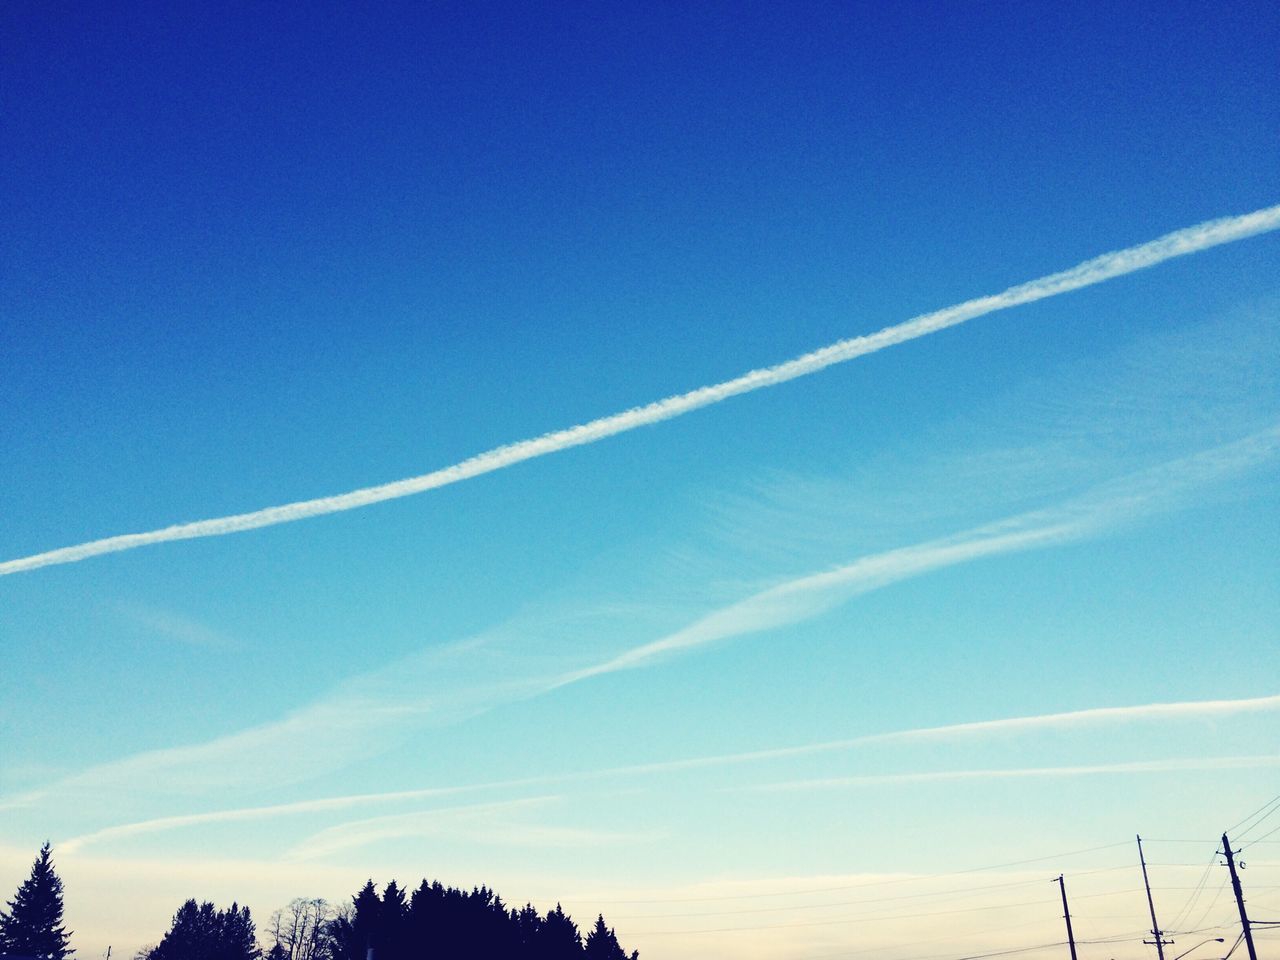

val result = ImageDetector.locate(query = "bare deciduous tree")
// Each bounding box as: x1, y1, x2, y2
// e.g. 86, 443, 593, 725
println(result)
266, 897, 333, 960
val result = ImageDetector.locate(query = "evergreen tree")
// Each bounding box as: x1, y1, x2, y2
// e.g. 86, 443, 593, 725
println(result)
536, 904, 581, 960
322, 875, 637, 960
146, 899, 259, 960
379, 882, 406, 960
219, 903, 260, 960
583, 915, 628, 960
512, 902, 543, 955
0, 841, 74, 959
328, 880, 380, 960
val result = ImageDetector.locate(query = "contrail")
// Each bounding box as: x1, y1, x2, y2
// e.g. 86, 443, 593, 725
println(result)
57, 692, 1280, 851
5, 204, 1278, 576
747, 755, 1280, 793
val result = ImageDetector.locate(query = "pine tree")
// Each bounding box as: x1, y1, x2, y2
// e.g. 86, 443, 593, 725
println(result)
583, 915, 627, 960
379, 882, 405, 960
0, 842, 74, 959
536, 904, 581, 960
146, 899, 259, 960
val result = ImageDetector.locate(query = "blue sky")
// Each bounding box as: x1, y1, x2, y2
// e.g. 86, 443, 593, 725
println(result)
2, 3, 1279, 958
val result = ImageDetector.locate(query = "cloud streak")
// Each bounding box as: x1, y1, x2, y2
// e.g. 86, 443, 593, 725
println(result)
551, 423, 1280, 683
745, 755, 1280, 793
24, 424, 1280, 823
5, 204, 1278, 577
57, 692, 1280, 852
283, 796, 651, 861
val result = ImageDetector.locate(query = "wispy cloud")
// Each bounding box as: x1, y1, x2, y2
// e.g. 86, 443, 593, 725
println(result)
702, 302, 1280, 564
57, 692, 1280, 852
114, 602, 240, 650
284, 796, 651, 861
744, 755, 1280, 793
19, 426, 1279, 822
550, 424, 1280, 684
57, 780, 571, 854
4, 204, 1277, 577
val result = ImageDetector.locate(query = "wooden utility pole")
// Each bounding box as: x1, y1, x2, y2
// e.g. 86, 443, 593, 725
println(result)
1057, 874, 1080, 960
1138, 835, 1172, 960
1221, 832, 1259, 960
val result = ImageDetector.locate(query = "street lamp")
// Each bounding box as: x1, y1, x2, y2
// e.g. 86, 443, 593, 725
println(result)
1170, 937, 1225, 960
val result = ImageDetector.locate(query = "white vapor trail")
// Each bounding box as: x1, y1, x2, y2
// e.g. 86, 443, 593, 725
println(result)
746, 755, 1280, 792
4, 204, 1279, 576
57, 693, 1280, 852
550, 423, 1280, 684
25, 424, 1280, 831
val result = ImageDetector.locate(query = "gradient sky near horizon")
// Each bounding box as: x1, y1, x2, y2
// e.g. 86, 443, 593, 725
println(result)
2, 3, 1279, 959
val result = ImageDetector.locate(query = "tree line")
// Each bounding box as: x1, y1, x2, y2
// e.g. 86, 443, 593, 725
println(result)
1, 844, 637, 960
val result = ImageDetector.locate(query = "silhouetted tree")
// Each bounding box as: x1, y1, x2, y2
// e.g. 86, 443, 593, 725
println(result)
266, 898, 333, 960
328, 881, 380, 960
536, 904, 581, 960
145, 899, 259, 960
316, 876, 636, 960
379, 882, 406, 960
512, 902, 543, 955
0, 841, 74, 959
583, 915, 631, 960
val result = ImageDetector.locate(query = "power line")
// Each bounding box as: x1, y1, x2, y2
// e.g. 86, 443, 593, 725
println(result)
587, 841, 1132, 904
789, 916, 1060, 960
1221, 932, 1246, 960
1241, 821, 1280, 849
612, 877, 1051, 920
1184, 878, 1230, 932
793, 915, 1061, 960
1227, 795, 1280, 837
1167, 854, 1223, 932
1145, 839, 1280, 845
614, 868, 1146, 920
628, 894, 1063, 934
628, 888, 1158, 934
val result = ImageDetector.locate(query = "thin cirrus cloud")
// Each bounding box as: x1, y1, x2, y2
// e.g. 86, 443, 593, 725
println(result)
548, 422, 1280, 684
282, 796, 654, 862
114, 602, 241, 650
744, 755, 1280, 793
22, 423, 1280, 824
3, 204, 1278, 578
56, 693, 1280, 854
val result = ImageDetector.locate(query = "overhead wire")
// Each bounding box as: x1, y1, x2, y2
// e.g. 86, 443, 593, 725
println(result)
1166, 853, 1222, 932
614, 866, 1141, 921
627, 887, 1163, 935
788, 915, 1058, 960
587, 840, 1132, 904
1185, 878, 1231, 932
1227, 794, 1280, 838
628, 894, 1063, 934
1241, 820, 1280, 849
611, 876, 1050, 920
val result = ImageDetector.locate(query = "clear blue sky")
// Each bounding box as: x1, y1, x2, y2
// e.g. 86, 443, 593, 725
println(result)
2, 3, 1278, 959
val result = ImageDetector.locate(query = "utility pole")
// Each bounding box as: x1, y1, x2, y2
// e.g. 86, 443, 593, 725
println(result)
1221, 832, 1259, 960
1138, 835, 1172, 960
1057, 874, 1080, 960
